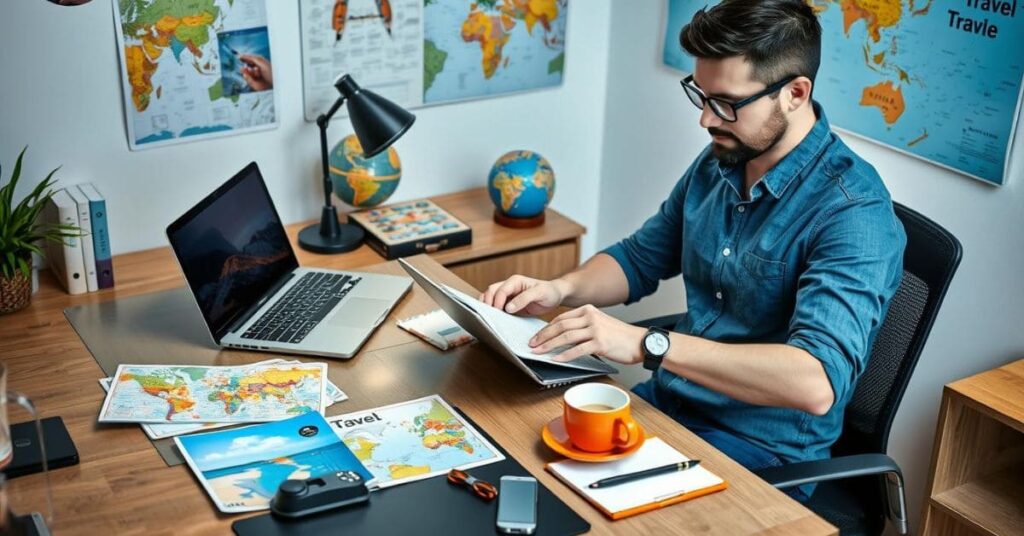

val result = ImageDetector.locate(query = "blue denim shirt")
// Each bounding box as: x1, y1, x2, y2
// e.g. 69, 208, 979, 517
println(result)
604, 102, 906, 465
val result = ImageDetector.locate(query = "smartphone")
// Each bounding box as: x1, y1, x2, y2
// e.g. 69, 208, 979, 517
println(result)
496, 475, 538, 535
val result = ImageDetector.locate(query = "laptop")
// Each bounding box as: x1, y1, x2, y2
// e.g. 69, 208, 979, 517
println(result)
398, 258, 617, 387
166, 162, 411, 359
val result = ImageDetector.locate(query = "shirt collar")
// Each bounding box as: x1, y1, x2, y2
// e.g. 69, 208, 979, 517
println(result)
716, 101, 832, 200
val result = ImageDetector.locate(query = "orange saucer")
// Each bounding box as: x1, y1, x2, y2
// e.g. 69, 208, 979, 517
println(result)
541, 415, 646, 462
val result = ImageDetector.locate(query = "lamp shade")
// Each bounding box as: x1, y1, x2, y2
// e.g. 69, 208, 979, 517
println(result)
336, 75, 416, 157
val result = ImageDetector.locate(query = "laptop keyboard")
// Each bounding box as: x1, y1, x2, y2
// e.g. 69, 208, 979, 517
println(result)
241, 272, 361, 344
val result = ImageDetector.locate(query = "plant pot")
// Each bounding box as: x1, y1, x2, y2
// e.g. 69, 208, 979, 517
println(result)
0, 268, 32, 315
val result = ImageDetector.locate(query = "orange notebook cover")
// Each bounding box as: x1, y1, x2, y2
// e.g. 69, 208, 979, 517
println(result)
545, 438, 728, 520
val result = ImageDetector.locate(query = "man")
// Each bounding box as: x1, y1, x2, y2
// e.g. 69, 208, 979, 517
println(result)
481, 0, 906, 501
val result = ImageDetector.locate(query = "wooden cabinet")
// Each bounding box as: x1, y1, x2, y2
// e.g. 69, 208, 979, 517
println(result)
920, 359, 1024, 535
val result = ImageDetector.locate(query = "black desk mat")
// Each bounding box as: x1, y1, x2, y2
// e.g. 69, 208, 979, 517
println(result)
232, 410, 590, 536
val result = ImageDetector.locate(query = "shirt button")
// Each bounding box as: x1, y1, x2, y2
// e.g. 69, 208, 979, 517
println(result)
722, 247, 731, 257
737, 206, 745, 213
715, 291, 723, 300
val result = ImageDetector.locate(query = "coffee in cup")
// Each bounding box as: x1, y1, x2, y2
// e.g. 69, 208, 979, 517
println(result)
562, 383, 640, 453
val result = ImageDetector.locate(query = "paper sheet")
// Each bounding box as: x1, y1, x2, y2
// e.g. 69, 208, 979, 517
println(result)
547, 438, 725, 515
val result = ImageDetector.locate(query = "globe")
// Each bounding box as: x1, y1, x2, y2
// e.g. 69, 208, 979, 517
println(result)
329, 134, 402, 208
487, 150, 555, 224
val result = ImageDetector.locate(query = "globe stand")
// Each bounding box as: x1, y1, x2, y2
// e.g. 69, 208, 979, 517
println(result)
298, 205, 366, 254
493, 209, 546, 229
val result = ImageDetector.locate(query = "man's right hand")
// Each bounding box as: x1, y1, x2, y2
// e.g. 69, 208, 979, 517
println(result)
480, 275, 571, 316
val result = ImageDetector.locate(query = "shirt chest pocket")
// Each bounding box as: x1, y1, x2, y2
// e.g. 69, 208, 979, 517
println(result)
734, 251, 792, 333
741, 251, 786, 280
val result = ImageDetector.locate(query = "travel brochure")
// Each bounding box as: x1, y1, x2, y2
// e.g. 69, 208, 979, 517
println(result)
97, 361, 329, 424
173, 394, 504, 513
175, 411, 372, 513
327, 394, 504, 489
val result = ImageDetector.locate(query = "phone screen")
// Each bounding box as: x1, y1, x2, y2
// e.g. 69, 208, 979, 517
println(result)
498, 476, 538, 527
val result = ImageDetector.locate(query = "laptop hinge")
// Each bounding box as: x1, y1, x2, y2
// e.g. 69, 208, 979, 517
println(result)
225, 271, 296, 336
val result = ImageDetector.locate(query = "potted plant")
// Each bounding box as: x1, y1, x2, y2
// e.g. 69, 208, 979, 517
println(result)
0, 148, 80, 315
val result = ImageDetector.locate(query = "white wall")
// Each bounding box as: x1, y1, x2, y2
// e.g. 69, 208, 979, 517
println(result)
0, 1, 612, 257
596, 1, 1024, 531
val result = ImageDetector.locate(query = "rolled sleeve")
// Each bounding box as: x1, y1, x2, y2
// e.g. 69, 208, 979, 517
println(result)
787, 196, 906, 405
600, 170, 691, 304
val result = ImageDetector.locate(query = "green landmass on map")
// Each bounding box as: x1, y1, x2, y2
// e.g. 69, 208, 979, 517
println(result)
423, 39, 448, 94
548, 52, 564, 75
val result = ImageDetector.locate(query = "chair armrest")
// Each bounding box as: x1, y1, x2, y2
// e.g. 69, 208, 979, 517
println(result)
755, 454, 908, 535
632, 314, 683, 330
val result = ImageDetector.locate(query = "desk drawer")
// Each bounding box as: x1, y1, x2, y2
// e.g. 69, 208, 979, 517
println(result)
447, 240, 579, 291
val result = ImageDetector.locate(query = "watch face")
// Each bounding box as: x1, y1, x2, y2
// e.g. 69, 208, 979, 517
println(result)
644, 332, 670, 355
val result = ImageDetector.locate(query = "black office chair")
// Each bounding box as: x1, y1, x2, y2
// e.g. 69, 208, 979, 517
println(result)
633, 202, 962, 535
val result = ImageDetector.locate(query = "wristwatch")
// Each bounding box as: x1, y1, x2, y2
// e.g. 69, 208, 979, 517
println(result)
642, 327, 671, 371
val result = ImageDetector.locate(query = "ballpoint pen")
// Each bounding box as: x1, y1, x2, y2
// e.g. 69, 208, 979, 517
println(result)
588, 460, 701, 489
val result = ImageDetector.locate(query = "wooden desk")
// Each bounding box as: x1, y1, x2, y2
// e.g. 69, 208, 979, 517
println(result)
0, 227, 834, 534
920, 359, 1024, 536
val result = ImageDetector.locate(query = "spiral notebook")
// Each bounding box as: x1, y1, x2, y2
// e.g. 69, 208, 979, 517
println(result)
546, 438, 728, 520
398, 258, 617, 387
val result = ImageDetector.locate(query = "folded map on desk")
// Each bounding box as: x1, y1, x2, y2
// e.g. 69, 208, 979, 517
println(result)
98, 359, 347, 439
98, 362, 329, 424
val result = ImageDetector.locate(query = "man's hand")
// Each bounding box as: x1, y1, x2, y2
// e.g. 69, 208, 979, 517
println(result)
480, 275, 570, 316
239, 54, 273, 91
529, 304, 646, 365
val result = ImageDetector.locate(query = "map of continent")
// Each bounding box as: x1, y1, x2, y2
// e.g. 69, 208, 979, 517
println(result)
331, 395, 504, 488
115, 0, 277, 149
424, 0, 567, 103
664, 0, 1024, 185
100, 364, 327, 423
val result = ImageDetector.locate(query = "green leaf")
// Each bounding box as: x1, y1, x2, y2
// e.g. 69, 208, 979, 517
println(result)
16, 256, 30, 279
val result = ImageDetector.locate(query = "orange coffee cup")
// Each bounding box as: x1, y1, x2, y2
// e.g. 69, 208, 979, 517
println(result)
563, 383, 640, 453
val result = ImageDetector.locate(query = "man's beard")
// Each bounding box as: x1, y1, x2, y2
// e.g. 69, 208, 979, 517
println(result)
709, 105, 788, 167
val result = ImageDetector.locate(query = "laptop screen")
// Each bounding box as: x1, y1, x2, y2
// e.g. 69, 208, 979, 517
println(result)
167, 163, 298, 342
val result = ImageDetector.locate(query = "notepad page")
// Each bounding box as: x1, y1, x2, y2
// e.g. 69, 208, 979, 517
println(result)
547, 438, 725, 514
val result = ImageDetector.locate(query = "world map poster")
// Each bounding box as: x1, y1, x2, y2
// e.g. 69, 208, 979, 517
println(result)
113, 0, 278, 150
663, 0, 1024, 186
299, 0, 567, 121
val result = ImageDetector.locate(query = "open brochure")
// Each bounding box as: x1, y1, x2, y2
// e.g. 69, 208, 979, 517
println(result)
176, 411, 372, 513
398, 258, 616, 387
327, 395, 504, 489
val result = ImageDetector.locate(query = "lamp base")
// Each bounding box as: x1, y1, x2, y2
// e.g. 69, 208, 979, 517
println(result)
298, 222, 365, 254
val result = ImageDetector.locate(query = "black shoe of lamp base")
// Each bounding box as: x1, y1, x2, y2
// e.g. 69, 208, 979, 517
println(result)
298, 205, 365, 254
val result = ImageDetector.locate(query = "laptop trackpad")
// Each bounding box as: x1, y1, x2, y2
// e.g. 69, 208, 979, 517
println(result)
329, 298, 390, 328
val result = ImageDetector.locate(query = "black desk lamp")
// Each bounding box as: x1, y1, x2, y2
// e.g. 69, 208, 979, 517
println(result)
298, 74, 415, 254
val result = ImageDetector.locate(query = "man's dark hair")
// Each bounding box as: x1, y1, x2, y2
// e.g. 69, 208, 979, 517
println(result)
680, 0, 821, 87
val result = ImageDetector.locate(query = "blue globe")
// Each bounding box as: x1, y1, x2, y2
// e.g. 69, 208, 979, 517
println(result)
329, 134, 402, 208
487, 150, 555, 219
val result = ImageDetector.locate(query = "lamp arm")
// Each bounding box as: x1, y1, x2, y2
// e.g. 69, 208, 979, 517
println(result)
317, 96, 347, 208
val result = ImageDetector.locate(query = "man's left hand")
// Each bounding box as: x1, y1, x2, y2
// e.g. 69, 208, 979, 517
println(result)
529, 305, 646, 365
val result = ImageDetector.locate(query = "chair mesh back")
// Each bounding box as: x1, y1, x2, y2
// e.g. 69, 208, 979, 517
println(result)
838, 272, 928, 455
833, 203, 961, 458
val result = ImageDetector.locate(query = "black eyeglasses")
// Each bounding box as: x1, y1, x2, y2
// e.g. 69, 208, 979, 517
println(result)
680, 74, 796, 122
